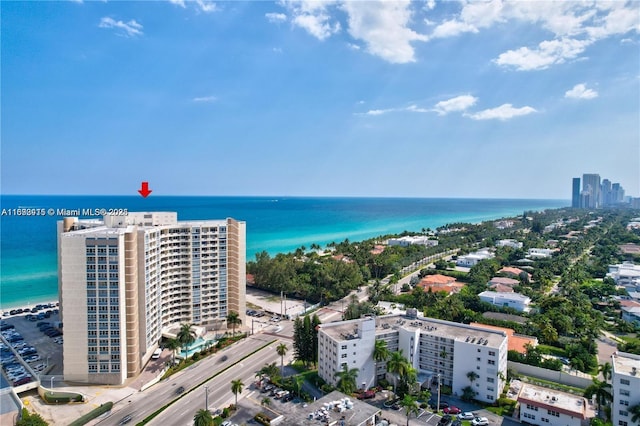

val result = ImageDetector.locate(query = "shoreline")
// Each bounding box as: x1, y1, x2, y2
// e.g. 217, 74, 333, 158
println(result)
1, 298, 60, 314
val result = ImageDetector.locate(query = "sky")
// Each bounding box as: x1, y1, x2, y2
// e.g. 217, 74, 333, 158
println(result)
1, 0, 639, 199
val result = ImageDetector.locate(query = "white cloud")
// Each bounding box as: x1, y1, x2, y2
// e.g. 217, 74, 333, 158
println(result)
346, 42, 361, 50
192, 96, 217, 103
406, 104, 430, 113
279, 0, 340, 41
168, 0, 186, 8
424, 0, 436, 11
430, 19, 478, 39
341, 0, 427, 64
195, 0, 217, 13
98, 17, 143, 37
433, 95, 478, 115
468, 104, 537, 121
265, 12, 287, 23
494, 38, 591, 71
565, 83, 598, 100
363, 108, 395, 116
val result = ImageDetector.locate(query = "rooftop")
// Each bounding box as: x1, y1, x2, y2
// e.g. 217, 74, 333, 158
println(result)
489, 277, 520, 286
478, 291, 531, 302
282, 391, 380, 426
517, 383, 587, 419
469, 323, 537, 354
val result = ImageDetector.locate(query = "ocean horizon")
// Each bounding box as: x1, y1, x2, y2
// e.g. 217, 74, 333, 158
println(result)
0, 195, 568, 309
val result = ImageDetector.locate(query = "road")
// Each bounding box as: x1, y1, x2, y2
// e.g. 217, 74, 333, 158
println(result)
94, 333, 282, 426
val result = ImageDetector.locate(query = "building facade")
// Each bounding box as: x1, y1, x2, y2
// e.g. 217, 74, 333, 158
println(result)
517, 383, 589, 426
478, 291, 531, 313
317, 313, 508, 403
611, 352, 640, 426
58, 212, 246, 384
582, 174, 601, 209
572, 177, 581, 208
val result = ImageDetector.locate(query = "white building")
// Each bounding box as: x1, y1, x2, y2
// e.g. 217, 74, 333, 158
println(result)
608, 262, 640, 290
527, 248, 555, 259
317, 312, 508, 404
456, 249, 495, 267
517, 383, 589, 426
478, 291, 531, 313
387, 236, 438, 247
621, 306, 640, 326
611, 352, 640, 426
496, 239, 523, 249
58, 212, 246, 385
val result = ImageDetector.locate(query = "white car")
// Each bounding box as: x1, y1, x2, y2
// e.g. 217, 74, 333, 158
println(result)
471, 417, 489, 426
458, 412, 475, 420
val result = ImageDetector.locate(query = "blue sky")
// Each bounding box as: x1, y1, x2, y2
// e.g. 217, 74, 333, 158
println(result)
2, 0, 638, 199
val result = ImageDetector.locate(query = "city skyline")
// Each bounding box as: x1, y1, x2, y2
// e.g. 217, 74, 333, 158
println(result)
2, 1, 639, 199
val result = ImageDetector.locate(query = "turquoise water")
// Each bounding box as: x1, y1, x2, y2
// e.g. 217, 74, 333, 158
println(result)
0, 195, 567, 309
178, 337, 215, 359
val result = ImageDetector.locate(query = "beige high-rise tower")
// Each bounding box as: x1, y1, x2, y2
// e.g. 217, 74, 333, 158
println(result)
58, 212, 246, 385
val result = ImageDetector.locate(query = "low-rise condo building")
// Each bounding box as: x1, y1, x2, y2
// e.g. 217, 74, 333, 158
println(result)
456, 249, 494, 267
387, 236, 438, 247
58, 212, 246, 385
517, 383, 590, 426
478, 291, 531, 313
317, 312, 508, 403
611, 352, 640, 426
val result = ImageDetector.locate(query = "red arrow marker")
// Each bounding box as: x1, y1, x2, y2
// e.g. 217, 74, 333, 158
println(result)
138, 181, 152, 198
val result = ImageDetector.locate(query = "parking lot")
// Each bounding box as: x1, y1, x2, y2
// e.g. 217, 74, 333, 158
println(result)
0, 304, 63, 389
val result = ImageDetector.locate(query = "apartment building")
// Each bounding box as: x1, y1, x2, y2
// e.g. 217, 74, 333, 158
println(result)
478, 291, 531, 313
611, 352, 640, 426
517, 383, 589, 426
456, 249, 494, 267
317, 312, 508, 403
58, 212, 246, 385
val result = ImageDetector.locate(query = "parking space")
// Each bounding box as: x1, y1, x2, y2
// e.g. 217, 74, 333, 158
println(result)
0, 305, 63, 389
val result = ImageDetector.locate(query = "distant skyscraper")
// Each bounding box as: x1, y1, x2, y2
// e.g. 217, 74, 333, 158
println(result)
582, 174, 601, 208
572, 177, 581, 208
612, 183, 624, 204
601, 179, 612, 206
58, 212, 246, 385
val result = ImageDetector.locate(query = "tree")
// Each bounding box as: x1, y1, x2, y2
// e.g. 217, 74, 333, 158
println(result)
372, 339, 390, 382
276, 343, 288, 377
461, 385, 477, 402
584, 378, 612, 419
629, 404, 640, 423
467, 371, 479, 384
227, 311, 241, 336
334, 364, 359, 395
598, 362, 612, 383
193, 408, 214, 426
400, 394, 420, 426
256, 362, 280, 382
166, 338, 180, 365
261, 397, 271, 407
387, 350, 409, 396
231, 379, 244, 406
177, 323, 196, 356
16, 408, 48, 426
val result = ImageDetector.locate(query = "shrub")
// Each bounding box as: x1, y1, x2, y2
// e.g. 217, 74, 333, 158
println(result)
255, 413, 272, 425
68, 402, 113, 426
221, 407, 230, 418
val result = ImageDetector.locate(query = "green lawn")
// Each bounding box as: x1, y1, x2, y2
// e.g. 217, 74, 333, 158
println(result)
537, 344, 567, 357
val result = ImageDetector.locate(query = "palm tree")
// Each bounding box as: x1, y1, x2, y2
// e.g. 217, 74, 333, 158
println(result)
276, 343, 288, 377
372, 339, 390, 382
231, 379, 244, 407
193, 408, 214, 426
334, 364, 359, 395
293, 375, 305, 397
226, 311, 241, 336
467, 371, 479, 384
261, 397, 271, 407
387, 350, 409, 396
584, 378, 612, 419
177, 323, 196, 356
166, 338, 180, 365
400, 394, 420, 426
257, 362, 280, 381
629, 404, 640, 423
598, 362, 612, 382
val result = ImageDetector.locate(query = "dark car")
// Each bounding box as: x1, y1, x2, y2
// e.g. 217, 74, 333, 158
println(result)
176, 386, 185, 394
429, 399, 449, 410
119, 415, 133, 425
438, 414, 453, 426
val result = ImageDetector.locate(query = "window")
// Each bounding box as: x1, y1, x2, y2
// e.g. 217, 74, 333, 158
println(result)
341, 354, 347, 358
489, 351, 495, 356
620, 400, 629, 406
619, 410, 628, 416
523, 413, 535, 420
487, 378, 494, 383
526, 405, 538, 411
487, 395, 493, 400
341, 345, 347, 349
620, 379, 630, 385
547, 410, 559, 417
620, 389, 630, 396
477, 349, 481, 352
477, 357, 481, 362
541, 418, 549, 423
488, 360, 495, 365
618, 421, 628, 426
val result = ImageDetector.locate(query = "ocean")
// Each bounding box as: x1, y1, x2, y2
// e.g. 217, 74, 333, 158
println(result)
0, 195, 567, 309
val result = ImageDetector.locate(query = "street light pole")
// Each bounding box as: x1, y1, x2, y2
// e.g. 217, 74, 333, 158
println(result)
50, 376, 55, 389
204, 385, 208, 410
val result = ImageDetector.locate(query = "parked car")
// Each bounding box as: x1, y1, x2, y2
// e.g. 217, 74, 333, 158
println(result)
444, 406, 461, 415
357, 390, 376, 400
471, 417, 489, 426
458, 412, 475, 420
438, 414, 453, 426
429, 399, 449, 410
